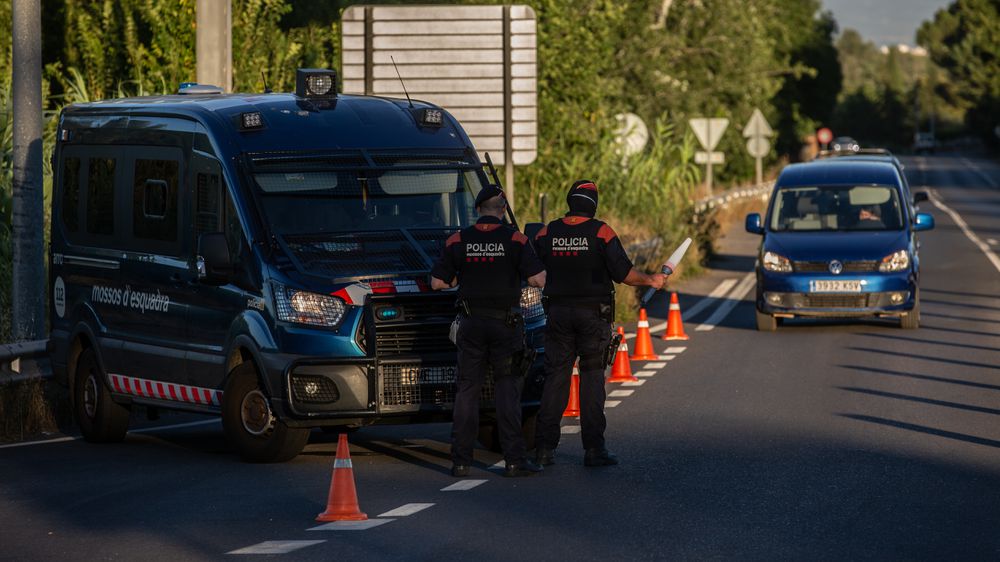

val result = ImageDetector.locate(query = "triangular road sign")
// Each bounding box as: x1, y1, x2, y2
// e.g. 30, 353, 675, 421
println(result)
742, 108, 773, 138
689, 118, 729, 151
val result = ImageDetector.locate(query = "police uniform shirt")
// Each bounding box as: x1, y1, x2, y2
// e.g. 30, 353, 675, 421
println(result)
432, 216, 544, 309
534, 213, 634, 301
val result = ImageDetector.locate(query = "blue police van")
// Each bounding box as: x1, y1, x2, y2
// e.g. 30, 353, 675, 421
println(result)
49, 69, 546, 462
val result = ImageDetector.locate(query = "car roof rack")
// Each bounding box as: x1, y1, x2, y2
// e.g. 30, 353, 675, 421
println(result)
815, 148, 893, 160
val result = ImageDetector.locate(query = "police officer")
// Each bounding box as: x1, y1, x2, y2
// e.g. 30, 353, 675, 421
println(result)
532, 180, 664, 467
431, 186, 546, 478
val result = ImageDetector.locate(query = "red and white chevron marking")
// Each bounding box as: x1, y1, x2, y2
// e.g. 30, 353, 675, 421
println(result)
108, 374, 222, 407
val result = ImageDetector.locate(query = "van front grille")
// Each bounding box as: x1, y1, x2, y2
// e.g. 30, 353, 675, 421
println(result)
794, 260, 878, 272
372, 294, 455, 356
380, 363, 494, 407
804, 294, 869, 308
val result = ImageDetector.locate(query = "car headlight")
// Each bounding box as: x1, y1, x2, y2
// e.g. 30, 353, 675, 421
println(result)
878, 249, 910, 272
520, 286, 544, 323
273, 284, 347, 328
762, 251, 792, 272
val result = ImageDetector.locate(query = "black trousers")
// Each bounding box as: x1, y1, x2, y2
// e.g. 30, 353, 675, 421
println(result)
535, 304, 612, 451
452, 315, 526, 465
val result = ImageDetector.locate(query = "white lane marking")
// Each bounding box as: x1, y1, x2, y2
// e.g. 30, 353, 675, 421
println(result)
378, 503, 435, 517
561, 425, 581, 434
228, 540, 326, 554
490, 459, 506, 470
441, 479, 487, 492
629, 278, 739, 338
634, 370, 656, 378
959, 157, 1000, 189
645, 362, 666, 369
309, 519, 394, 531
621, 380, 646, 387
664, 347, 687, 354
0, 436, 78, 449
989, 238, 998, 246
608, 389, 634, 397
928, 191, 1000, 274
131, 419, 221, 434
658, 354, 677, 361
0, 418, 223, 449
695, 272, 756, 331
605, 400, 621, 408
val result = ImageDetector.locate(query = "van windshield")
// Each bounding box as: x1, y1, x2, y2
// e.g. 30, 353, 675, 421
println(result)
253, 167, 481, 235
769, 185, 904, 232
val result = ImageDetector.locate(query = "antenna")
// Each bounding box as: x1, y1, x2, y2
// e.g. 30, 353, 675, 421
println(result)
390, 56, 413, 108
261, 72, 272, 94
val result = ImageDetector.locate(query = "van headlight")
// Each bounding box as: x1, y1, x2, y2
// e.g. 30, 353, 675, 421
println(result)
273, 284, 347, 328
520, 286, 544, 323
762, 251, 792, 272
878, 249, 910, 272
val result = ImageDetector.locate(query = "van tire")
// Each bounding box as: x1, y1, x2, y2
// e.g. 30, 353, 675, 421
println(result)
74, 349, 130, 443
222, 362, 309, 463
755, 309, 778, 332
900, 290, 920, 330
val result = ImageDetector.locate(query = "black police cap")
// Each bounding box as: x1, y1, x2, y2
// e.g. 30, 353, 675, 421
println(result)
475, 186, 506, 208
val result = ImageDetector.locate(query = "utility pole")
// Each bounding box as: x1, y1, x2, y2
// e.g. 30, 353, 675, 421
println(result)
11, 0, 45, 341
196, 0, 232, 91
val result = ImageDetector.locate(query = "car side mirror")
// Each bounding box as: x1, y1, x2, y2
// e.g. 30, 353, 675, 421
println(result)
914, 212, 935, 232
745, 213, 764, 235
913, 191, 929, 204
197, 232, 232, 285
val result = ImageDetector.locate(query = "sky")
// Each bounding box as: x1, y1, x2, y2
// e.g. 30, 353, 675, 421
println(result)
822, 0, 952, 46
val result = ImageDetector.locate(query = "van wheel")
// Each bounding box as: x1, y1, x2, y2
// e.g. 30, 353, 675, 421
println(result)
755, 309, 778, 332
900, 291, 920, 329
222, 362, 309, 463
74, 349, 130, 442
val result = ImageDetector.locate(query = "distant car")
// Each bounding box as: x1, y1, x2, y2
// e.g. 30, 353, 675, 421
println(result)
813, 148, 929, 214
913, 132, 937, 154
831, 136, 860, 152
746, 159, 935, 331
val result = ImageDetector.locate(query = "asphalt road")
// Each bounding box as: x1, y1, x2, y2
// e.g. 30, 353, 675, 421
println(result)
1, 152, 998, 561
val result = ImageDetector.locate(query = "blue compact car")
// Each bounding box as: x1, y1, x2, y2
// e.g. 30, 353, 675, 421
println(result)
746, 159, 934, 331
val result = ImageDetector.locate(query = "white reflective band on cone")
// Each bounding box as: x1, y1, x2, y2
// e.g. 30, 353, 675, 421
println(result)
638, 321, 649, 328
669, 303, 680, 310
334, 459, 353, 469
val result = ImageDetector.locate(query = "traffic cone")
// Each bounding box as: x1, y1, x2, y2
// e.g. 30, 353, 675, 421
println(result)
608, 326, 637, 382
662, 292, 690, 341
630, 308, 659, 360
316, 434, 368, 522
563, 361, 581, 417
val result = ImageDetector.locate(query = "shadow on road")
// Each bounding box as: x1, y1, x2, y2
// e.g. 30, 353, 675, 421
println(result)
854, 331, 1000, 352
848, 347, 1000, 370
838, 364, 1000, 391
838, 413, 1000, 449
837, 386, 1000, 416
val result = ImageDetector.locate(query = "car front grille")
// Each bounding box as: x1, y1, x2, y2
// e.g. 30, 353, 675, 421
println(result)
794, 260, 878, 273
803, 294, 868, 308
380, 363, 495, 407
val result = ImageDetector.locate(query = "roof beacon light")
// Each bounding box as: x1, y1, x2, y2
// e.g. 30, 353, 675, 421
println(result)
296, 69, 337, 100
177, 83, 224, 95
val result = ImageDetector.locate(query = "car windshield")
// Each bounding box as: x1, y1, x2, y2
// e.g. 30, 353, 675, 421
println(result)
252, 165, 481, 236
769, 184, 904, 232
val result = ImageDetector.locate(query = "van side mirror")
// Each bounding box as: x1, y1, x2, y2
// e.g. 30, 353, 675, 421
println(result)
914, 212, 935, 232
913, 191, 929, 204
745, 213, 764, 235
197, 232, 232, 284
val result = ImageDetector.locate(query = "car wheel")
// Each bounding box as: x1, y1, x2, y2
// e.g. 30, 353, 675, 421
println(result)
900, 290, 920, 329
755, 309, 777, 332
222, 362, 309, 463
74, 348, 130, 443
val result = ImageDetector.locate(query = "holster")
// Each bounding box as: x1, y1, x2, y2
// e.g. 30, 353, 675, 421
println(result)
603, 329, 623, 366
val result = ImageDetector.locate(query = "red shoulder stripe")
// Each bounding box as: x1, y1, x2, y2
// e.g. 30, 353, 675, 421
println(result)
512, 231, 528, 245
597, 224, 618, 243
534, 225, 548, 240
445, 232, 462, 247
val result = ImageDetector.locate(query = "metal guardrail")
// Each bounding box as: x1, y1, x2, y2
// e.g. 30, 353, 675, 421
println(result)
694, 181, 774, 214
0, 339, 52, 384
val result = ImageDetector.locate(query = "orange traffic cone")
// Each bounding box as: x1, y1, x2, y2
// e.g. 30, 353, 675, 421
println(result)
662, 292, 690, 341
316, 433, 368, 522
608, 326, 637, 382
630, 308, 658, 360
563, 362, 581, 417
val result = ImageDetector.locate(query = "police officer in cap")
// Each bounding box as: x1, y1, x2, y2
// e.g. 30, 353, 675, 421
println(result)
431, 186, 546, 477
532, 180, 664, 467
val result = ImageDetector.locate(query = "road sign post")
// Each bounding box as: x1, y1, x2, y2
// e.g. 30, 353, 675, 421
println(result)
689, 118, 729, 196
742, 108, 773, 185
196, 0, 232, 91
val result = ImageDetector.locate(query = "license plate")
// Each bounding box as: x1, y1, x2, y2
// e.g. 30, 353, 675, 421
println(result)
809, 280, 862, 293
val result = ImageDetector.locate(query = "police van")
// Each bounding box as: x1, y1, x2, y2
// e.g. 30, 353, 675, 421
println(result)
49, 69, 546, 462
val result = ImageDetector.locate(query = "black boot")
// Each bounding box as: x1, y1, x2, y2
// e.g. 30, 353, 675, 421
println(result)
534, 447, 555, 466
583, 448, 619, 467
504, 458, 544, 477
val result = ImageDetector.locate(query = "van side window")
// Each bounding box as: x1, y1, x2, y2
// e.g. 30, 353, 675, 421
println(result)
86, 157, 116, 235
195, 171, 221, 238
133, 159, 179, 243
61, 157, 81, 232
